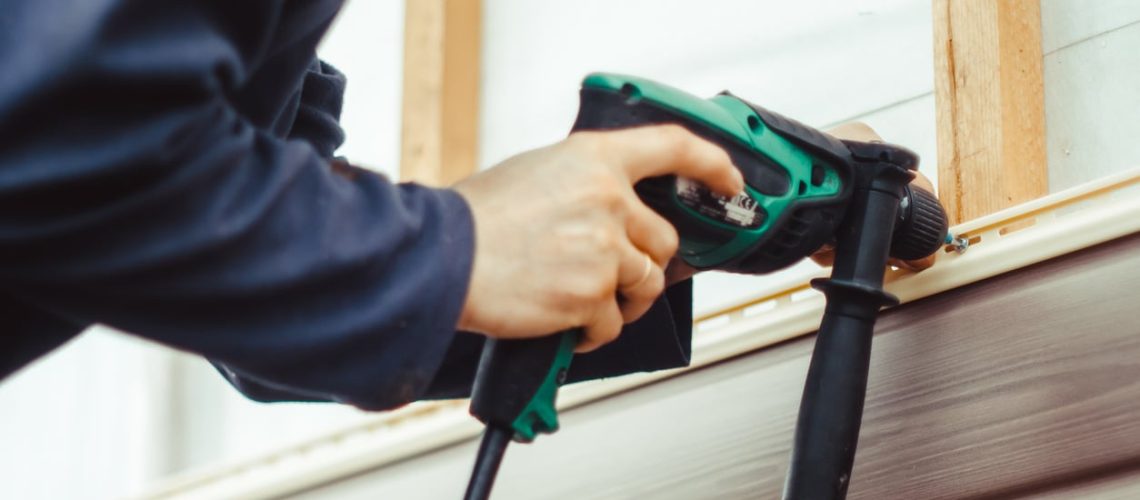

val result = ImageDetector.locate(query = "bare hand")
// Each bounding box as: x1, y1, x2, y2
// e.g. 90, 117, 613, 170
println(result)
809, 122, 938, 272
454, 125, 743, 352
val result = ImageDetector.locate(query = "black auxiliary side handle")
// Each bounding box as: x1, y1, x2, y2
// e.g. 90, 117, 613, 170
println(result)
782, 140, 917, 500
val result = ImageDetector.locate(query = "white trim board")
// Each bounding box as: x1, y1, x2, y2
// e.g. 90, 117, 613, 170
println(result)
135, 167, 1140, 500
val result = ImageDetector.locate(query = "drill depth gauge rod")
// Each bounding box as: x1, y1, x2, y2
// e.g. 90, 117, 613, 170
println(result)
463, 74, 949, 500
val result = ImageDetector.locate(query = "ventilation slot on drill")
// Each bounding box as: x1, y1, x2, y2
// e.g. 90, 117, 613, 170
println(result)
763, 211, 813, 260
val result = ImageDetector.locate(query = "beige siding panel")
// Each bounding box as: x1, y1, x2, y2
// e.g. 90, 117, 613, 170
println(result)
1025, 473, 1140, 499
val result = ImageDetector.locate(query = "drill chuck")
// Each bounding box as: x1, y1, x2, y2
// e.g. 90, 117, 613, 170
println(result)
890, 185, 949, 261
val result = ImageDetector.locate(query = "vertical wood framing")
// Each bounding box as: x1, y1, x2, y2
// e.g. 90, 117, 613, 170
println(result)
933, 0, 1048, 224
400, 0, 481, 186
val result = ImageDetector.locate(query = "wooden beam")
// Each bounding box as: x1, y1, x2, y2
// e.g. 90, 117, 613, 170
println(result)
933, 0, 1048, 224
399, 0, 481, 186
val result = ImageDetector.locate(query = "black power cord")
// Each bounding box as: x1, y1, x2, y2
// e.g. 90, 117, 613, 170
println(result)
463, 426, 513, 500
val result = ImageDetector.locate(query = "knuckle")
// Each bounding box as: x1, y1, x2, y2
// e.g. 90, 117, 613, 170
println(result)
629, 273, 664, 302
575, 336, 597, 353
569, 272, 614, 305
591, 279, 615, 301
565, 131, 595, 148
571, 145, 603, 168
658, 123, 689, 140
568, 172, 624, 212
690, 142, 721, 170
590, 177, 624, 206
597, 320, 621, 344
646, 270, 666, 296
564, 133, 605, 161
678, 134, 726, 171
586, 226, 618, 251
663, 129, 694, 158
659, 227, 680, 256
707, 138, 731, 161
583, 131, 612, 153
638, 226, 677, 267
560, 280, 591, 306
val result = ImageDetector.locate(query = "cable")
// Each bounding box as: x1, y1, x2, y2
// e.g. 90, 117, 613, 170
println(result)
463, 425, 513, 500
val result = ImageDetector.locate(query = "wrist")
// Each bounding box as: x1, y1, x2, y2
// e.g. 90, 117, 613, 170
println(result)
444, 185, 485, 335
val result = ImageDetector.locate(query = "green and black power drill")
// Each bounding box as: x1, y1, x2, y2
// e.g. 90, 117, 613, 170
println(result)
464, 73, 949, 500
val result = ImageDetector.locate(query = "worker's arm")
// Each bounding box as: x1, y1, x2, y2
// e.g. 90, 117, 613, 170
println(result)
215, 57, 701, 403
206, 57, 350, 404
0, 1, 738, 410
0, 1, 475, 410
209, 54, 703, 404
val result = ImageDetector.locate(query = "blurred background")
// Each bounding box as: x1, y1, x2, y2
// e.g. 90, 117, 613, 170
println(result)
2, 0, 1137, 498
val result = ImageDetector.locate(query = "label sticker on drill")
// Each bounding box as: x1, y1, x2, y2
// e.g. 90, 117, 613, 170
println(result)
675, 178, 764, 229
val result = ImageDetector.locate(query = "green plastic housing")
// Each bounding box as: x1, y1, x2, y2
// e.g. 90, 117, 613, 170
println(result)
579, 73, 850, 271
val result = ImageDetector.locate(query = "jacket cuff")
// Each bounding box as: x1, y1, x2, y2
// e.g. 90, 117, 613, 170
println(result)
344, 185, 476, 410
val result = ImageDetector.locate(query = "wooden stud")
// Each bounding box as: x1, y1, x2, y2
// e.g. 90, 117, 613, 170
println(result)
933, 0, 1048, 224
400, 0, 481, 186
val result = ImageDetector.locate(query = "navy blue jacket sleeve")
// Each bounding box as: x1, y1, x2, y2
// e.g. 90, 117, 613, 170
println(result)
0, 1, 697, 410
0, 1, 473, 410
284, 59, 348, 159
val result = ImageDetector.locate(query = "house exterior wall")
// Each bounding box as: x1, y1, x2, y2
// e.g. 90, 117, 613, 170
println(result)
5, 2, 1139, 498
292, 230, 1140, 500
1041, 0, 1140, 191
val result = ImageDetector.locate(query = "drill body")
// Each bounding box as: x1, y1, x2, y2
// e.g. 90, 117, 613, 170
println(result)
464, 73, 949, 500
577, 73, 946, 272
